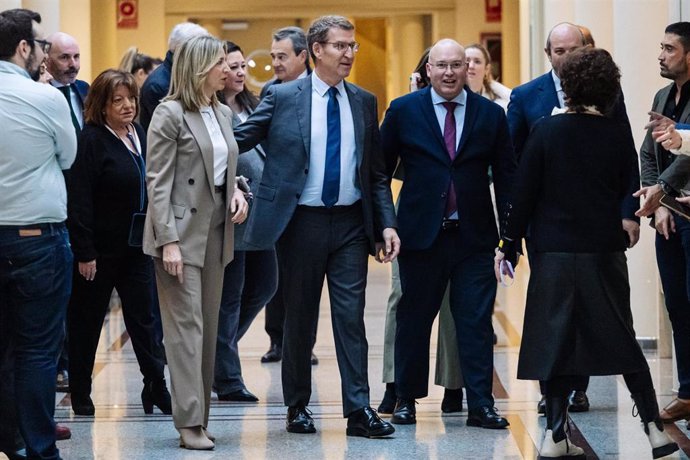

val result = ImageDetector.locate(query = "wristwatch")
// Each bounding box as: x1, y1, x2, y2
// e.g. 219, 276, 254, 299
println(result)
658, 180, 678, 197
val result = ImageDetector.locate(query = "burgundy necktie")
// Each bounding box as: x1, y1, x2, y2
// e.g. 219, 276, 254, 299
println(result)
442, 101, 457, 217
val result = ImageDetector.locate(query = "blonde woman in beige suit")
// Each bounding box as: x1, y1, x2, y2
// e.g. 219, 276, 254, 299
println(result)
143, 35, 248, 450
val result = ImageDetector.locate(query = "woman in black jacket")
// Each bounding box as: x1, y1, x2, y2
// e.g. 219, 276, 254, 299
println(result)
67, 69, 170, 417
495, 48, 677, 459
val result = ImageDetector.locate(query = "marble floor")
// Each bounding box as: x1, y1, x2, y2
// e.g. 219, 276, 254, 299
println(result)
50, 259, 689, 459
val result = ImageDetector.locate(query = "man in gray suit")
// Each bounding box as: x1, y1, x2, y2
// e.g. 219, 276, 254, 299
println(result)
234, 15, 399, 438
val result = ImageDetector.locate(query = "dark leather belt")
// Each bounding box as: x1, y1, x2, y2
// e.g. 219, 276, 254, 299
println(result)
441, 219, 460, 230
214, 184, 226, 194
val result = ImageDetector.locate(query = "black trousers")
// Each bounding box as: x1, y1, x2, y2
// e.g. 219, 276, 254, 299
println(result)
277, 203, 370, 417
68, 250, 165, 396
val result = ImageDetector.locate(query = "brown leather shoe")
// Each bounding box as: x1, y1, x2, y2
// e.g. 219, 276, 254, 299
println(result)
659, 398, 690, 423
55, 424, 71, 441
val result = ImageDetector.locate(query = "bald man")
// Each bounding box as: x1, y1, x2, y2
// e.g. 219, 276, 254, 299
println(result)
45, 32, 88, 136
381, 39, 515, 429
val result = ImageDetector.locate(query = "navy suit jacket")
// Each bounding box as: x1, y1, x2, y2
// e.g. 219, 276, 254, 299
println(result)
139, 50, 173, 132
74, 79, 89, 108
233, 77, 396, 254
380, 86, 516, 252
507, 71, 640, 222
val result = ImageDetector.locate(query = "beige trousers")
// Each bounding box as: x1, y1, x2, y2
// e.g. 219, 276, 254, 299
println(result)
155, 197, 226, 429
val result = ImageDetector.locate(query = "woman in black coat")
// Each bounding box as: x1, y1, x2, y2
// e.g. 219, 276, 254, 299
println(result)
495, 48, 677, 459
67, 69, 170, 417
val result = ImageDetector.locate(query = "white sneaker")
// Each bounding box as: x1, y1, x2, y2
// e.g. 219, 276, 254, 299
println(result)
538, 429, 586, 459
644, 422, 678, 459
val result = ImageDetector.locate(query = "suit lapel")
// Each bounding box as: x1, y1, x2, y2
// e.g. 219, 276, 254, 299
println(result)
183, 110, 216, 200
538, 72, 560, 114
295, 78, 312, 159
345, 82, 364, 167
456, 88, 477, 156
418, 88, 448, 161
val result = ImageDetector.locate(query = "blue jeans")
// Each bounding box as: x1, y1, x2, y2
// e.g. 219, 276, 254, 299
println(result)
656, 215, 690, 399
213, 250, 278, 394
0, 223, 72, 460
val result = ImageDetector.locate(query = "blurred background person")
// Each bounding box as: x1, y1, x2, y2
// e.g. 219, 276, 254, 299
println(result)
495, 47, 677, 460
465, 43, 511, 111
66, 69, 171, 417
213, 41, 278, 403
144, 35, 247, 450
118, 46, 155, 91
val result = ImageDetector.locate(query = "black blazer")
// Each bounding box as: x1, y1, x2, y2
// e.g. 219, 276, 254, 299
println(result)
67, 123, 148, 261
380, 86, 516, 252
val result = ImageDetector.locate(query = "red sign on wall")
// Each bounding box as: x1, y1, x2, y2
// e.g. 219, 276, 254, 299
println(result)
485, 0, 502, 22
117, 0, 138, 29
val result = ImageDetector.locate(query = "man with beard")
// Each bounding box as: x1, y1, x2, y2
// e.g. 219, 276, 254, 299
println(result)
0, 8, 76, 459
45, 32, 88, 137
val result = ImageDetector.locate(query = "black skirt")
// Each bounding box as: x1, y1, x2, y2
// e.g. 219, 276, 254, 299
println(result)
517, 251, 649, 381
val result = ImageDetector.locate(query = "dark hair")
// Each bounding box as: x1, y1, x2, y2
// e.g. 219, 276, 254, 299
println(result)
307, 15, 354, 61
273, 26, 311, 72
0, 8, 41, 60
118, 46, 154, 75
560, 47, 620, 114
666, 22, 690, 53
84, 69, 139, 125
413, 48, 430, 89
217, 41, 259, 112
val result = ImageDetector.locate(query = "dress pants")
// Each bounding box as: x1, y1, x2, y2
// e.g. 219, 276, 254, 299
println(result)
154, 197, 226, 429
0, 223, 72, 460
396, 228, 496, 410
277, 203, 370, 417
68, 249, 165, 396
656, 214, 690, 399
214, 249, 278, 394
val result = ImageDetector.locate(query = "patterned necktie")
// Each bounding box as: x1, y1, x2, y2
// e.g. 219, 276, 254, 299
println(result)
57, 85, 81, 136
442, 101, 457, 217
322, 86, 341, 208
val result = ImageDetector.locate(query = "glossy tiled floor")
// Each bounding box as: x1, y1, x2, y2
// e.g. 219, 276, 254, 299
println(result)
53, 260, 690, 459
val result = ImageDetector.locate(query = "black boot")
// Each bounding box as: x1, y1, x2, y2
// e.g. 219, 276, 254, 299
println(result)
539, 395, 585, 459
377, 382, 396, 414
142, 379, 172, 415
631, 389, 679, 459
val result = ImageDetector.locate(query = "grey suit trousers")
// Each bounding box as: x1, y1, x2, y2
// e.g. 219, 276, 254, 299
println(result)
155, 196, 226, 429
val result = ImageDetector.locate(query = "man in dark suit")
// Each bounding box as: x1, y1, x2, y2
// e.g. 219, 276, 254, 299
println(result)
138, 22, 208, 131
234, 15, 399, 438
506, 22, 641, 413
257, 26, 315, 365
45, 32, 88, 137
380, 38, 515, 429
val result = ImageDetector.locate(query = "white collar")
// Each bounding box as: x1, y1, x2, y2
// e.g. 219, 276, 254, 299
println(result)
430, 87, 467, 106
311, 71, 346, 97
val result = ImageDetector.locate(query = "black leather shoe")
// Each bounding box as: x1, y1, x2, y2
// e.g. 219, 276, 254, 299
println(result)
71, 393, 95, 416
141, 379, 172, 414
347, 406, 395, 437
391, 398, 416, 425
467, 406, 509, 429
218, 388, 259, 402
261, 343, 282, 363
286, 406, 316, 433
311, 352, 319, 365
441, 388, 463, 413
377, 383, 396, 414
568, 390, 590, 413
537, 395, 546, 415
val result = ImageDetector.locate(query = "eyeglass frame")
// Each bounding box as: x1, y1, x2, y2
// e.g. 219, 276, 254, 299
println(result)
428, 61, 467, 71
32, 38, 52, 54
320, 41, 360, 53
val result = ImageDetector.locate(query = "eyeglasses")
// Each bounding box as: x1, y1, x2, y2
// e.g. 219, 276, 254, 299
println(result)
322, 41, 360, 53
429, 61, 466, 71
32, 39, 51, 53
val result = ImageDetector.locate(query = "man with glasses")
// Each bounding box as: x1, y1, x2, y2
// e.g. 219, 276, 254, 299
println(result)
380, 38, 515, 429
234, 15, 399, 438
0, 8, 76, 460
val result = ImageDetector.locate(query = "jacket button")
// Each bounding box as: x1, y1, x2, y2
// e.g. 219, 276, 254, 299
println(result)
295, 193, 301, 199
191, 208, 197, 214
188, 178, 195, 185
441, 192, 447, 198
304, 169, 309, 174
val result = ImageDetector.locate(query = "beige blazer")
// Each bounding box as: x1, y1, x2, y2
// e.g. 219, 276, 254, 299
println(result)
143, 100, 238, 268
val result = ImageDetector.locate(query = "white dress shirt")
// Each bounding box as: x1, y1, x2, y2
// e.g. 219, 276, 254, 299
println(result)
430, 87, 467, 151
300, 72, 361, 206
199, 106, 229, 186
551, 70, 566, 109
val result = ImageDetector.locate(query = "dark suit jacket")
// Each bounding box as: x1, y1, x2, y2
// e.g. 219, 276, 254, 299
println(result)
74, 79, 89, 109
507, 71, 640, 221
380, 86, 516, 252
641, 82, 690, 191
139, 50, 173, 132
233, 77, 397, 254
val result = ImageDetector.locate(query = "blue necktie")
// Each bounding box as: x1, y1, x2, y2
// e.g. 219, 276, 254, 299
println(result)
322, 86, 341, 207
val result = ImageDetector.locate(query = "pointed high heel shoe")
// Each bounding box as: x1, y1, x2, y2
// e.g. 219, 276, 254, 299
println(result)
141, 379, 172, 415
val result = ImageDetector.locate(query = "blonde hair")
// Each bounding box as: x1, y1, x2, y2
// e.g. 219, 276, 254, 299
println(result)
118, 46, 138, 72
165, 35, 224, 112
466, 43, 496, 101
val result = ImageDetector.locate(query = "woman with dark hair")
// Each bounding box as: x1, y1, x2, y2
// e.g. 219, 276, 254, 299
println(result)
495, 47, 678, 459
118, 46, 155, 90
212, 41, 278, 402
66, 69, 171, 417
